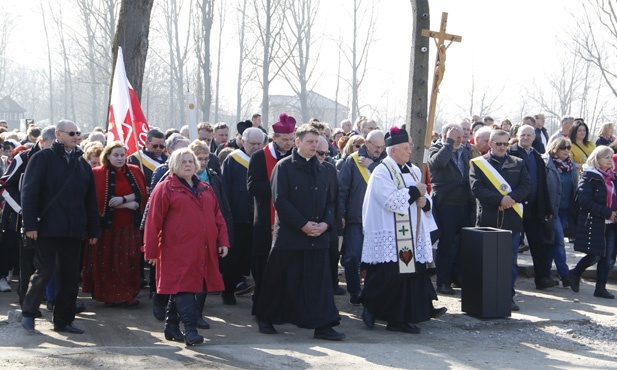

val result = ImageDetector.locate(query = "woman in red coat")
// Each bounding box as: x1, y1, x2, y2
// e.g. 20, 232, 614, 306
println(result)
82, 141, 147, 307
144, 147, 229, 346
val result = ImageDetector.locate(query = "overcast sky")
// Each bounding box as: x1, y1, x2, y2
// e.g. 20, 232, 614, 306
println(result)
5, 0, 575, 126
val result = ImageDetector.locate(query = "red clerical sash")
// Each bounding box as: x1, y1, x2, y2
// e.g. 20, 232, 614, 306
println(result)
264, 143, 279, 229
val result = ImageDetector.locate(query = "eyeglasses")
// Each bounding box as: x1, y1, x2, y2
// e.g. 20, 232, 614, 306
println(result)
354, 145, 362, 149
558, 146, 571, 151
316, 150, 330, 156
492, 142, 508, 147
150, 144, 165, 149
59, 130, 82, 137
367, 141, 385, 150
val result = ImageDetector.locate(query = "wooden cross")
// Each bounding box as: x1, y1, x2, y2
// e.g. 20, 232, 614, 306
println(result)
421, 12, 462, 151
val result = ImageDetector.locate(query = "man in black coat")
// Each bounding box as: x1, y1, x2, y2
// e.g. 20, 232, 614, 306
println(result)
470, 129, 530, 311
428, 123, 473, 296
338, 129, 386, 304
247, 113, 295, 315
256, 124, 344, 341
20, 120, 100, 334
221, 127, 264, 305
507, 125, 557, 290
128, 129, 168, 187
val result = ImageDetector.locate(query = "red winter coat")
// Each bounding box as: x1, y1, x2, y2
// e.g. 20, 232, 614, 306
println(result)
144, 174, 229, 294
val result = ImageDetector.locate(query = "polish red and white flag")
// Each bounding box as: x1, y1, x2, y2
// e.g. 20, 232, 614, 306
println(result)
107, 46, 149, 156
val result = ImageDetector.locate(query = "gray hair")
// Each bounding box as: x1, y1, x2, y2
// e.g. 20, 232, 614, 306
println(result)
366, 129, 384, 142
517, 125, 535, 138
242, 127, 265, 142
474, 126, 493, 140
166, 133, 190, 152
441, 123, 459, 137
489, 129, 509, 142
41, 125, 56, 142
88, 131, 106, 144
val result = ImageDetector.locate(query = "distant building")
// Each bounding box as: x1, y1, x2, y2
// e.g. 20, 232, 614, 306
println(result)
269, 91, 349, 128
0, 96, 27, 130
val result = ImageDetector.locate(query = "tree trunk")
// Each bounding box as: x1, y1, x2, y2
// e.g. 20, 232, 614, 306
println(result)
407, 0, 430, 166
261, 0, 272, 129
236, 0, 248, 123
111, 0, 154, 103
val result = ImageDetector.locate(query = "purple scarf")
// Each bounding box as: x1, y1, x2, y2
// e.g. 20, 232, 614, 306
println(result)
552, 156, 574, 173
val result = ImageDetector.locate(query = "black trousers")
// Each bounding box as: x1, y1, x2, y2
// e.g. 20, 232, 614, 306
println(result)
523, 214, 551, 283
251, 254, 269, 315
0, 228, 19, 277
19, 242, 36, 306
22, 237, 82, 327
221, 223, 253, 295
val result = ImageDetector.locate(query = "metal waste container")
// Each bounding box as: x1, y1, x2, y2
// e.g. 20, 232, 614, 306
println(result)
461, 227, 512, 319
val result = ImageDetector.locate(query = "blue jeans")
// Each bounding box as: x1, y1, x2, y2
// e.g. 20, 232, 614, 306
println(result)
547, 215, 569, 279
572, 225, 616, 290
342, 224, 363, 296
511, 231, 521, 296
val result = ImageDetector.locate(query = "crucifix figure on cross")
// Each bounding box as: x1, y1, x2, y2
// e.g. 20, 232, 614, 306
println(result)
420, 12, 462, 151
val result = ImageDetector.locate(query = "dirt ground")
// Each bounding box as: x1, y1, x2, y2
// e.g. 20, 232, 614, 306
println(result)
1, 265, 616, 369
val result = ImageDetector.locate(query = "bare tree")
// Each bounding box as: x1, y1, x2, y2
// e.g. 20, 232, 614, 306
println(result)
193, 0, 213, 122
572, 1, 617, 99
111, 0, 155, 102
213, 0, 226, 123
235, 0, 258, 123
40, 3, 55, 123
0, 11, 14, 92
279, 0, 320, 123
252, 0, 292, 129
343, 0, 377, 123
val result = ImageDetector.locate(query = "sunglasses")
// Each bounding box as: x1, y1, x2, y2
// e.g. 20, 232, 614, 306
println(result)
558, 146, 571, 150
316, 150, 330, 156
150, 144, 166, 149
59, 130, 82, 137
2, 146, 13, 151
354, 145, 362, 149
492, 142, 508, 147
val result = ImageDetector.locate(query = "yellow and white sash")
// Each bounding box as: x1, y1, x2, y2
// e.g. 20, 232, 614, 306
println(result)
133, 150, 163, 173
471, 156, 523, 218
350, 152, 371, 184
230, 149, 250, 169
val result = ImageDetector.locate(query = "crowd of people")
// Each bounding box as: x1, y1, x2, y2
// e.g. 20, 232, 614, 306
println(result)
0, 112, 615, 346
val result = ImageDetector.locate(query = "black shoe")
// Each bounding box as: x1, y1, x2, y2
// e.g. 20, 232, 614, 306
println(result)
164, 325, 184, 341
184, 331, 204, 346
314, 326, 346, 341
430, 307, 447, 319
349, 295, 361, 306
53, 323, 85, 334
196, 315, 210, 329
235, 282, 255, 296
437, 284, 455, 295
22, 317, 35, 333
222, 293, 237, 305
334, 285, 346, 296
257, 320, 277, 334
561, 275, 571, 288
386, 323, 421, 334
569, 271, 581, 293
593, 289, 615, 299
536, 277, 559, 290
361, 308, 375, 328
46, 300, 55, 312
511, 300, 520, 312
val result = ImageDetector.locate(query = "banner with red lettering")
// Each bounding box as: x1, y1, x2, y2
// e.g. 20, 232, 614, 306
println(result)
107, 46, 149, 156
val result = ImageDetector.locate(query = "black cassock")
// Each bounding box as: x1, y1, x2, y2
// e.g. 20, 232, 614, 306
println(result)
256, 149, 341, 328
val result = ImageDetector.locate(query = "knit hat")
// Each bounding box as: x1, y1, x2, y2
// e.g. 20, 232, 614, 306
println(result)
272, 113, 296, 134
385, 126, 409, 147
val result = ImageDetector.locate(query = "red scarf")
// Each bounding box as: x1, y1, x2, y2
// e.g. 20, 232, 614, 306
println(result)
598, 168, 616, 210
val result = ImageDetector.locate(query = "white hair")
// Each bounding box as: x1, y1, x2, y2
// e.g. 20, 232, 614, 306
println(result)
474, 126, 493, 140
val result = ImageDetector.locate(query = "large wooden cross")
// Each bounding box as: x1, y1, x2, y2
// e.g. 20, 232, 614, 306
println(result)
421, 12, 462, 152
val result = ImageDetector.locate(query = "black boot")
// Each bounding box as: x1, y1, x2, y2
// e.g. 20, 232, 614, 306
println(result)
175, 293, 204, 346
195, 292, 210, 329
163, 297, 183, 342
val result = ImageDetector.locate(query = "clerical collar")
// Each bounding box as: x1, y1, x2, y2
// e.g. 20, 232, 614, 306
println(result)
297, 151, 312, 161
272, 142, 286, 156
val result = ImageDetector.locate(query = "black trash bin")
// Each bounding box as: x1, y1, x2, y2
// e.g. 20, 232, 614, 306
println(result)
461, 227, 512, 319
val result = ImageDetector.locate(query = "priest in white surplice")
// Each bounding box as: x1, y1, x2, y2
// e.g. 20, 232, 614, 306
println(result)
360, 126, 446, 334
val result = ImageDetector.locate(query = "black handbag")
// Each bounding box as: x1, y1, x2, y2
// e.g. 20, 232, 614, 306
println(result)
541, 217, 556, 244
